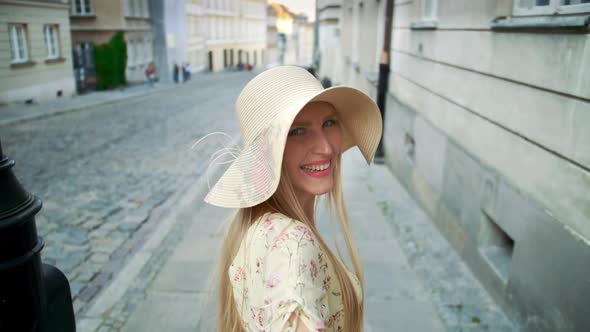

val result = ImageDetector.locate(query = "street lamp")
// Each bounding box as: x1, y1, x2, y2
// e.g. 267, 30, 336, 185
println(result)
0, 138, 75, 332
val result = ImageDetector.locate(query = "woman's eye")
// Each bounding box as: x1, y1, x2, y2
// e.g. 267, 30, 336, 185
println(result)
288, 128, 305, 136
323, 119, 338, 128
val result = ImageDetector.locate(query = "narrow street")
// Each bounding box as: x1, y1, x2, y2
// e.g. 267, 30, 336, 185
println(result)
1, 71, 252, 317
2, 71, 515, 331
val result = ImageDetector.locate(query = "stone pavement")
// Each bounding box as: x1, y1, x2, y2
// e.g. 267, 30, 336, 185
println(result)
1, 70, 253, 325
80, 148, 516, 331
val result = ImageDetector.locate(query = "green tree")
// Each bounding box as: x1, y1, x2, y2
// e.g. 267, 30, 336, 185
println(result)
94, 32, 127, 90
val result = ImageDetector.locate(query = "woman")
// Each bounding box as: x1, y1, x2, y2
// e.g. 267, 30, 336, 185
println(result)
205, 66, 382, 331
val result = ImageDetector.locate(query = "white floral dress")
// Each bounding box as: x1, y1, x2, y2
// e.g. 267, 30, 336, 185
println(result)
229, 212, 362, 331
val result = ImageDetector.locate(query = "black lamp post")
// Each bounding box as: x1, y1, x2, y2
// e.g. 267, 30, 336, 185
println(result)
0, 138, 75, 331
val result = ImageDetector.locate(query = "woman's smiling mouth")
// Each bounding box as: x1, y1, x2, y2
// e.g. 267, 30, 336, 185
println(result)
300, 160, 332, 177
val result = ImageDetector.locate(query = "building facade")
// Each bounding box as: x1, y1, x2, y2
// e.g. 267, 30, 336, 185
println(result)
151, 0, 266, 80
70, 0, 153, 90
0, 0, 75, 104
205, 0, 266, 72
267, 3, 314, 68
319, 0, 590, 331
266, 4, 280, 66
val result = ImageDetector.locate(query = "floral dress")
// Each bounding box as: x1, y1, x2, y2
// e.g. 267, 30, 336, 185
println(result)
229, 212, 363, 331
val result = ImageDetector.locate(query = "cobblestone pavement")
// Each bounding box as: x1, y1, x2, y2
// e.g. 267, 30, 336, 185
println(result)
1, 71, 254, 319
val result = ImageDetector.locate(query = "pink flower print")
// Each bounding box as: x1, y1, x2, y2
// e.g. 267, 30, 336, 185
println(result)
265, 271, 281, 288
263, 216, 273, 228
315, 321, 326, 330
234, 266, 246, 282
270, 231, 290, 250
257, 309, 265, 327
310, 259, 318, 280
323, 275, 331, 290
294, 225, 315, 245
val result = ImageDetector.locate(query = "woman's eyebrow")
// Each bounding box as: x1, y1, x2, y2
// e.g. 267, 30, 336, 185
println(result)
291, 113, 337, 127
325, 111, 337, 119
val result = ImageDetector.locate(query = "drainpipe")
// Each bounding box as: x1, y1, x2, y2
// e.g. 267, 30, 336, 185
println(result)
375, 0, 394, 162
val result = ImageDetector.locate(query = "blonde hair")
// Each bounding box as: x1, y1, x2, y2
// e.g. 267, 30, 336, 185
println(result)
215, 153, 364, 331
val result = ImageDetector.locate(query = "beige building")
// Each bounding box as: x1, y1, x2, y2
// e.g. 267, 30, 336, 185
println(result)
293, 14, 314, 67
267, 3, 313, 67
70, 0, 153, 90
266, 3, 280, 66
154, 0, 266, 76
0, 0, 75, 104
185, 0, 206, 72
320, 0, 590, 331
203, 0, 266, 71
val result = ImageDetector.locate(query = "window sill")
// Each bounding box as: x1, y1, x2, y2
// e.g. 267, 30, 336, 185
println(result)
10, 61, 36, 69
491, 14, 590, 32
70, 14, 96, 19
410, 20, 438, 30
45, 57, 66, 64
125, 15, 150, 19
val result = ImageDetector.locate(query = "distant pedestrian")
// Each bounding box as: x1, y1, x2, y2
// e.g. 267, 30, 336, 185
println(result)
173, 63, 179, 83
183, 62, 192, 81
145, 62, 157, 88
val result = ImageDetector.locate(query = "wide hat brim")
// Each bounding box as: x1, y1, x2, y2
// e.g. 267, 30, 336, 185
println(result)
205, 70, 382, 208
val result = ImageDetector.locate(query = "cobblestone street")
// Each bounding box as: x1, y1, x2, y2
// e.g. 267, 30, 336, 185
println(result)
1, 71, 253, 318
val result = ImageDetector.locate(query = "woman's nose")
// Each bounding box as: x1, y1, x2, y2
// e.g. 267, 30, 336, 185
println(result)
312, 131, 333, 154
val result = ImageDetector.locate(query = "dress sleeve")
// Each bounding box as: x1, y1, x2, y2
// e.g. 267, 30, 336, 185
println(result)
249, 221, 330, 331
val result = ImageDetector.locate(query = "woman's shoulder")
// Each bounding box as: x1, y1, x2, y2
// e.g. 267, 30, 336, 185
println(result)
249, 212, 318, 253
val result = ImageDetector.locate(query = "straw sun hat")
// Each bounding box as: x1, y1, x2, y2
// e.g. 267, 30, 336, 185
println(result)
204, 65, 382, 208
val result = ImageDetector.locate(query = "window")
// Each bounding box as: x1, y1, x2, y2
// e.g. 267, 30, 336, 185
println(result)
8, 24, 29, 63
125, 0, 132, 16
411, 0, 438, 29
136, 0, 143, 17
128, 40, 135, 66
44, 25, 60, 59
72, 0, 93, 15
142, 0, 149, 17
514, 0, 590, 16
422, 0, 438, 21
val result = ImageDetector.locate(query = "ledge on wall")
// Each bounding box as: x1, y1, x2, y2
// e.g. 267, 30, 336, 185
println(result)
491, 14, 590, 32
45, 57, 66, 64
410, 20, 438, 30
10, 61, 36, 69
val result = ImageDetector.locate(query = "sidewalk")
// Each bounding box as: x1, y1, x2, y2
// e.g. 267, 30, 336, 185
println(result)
0, 70, 262, 128
77, 147, 516, 332
0, 81, 177, 128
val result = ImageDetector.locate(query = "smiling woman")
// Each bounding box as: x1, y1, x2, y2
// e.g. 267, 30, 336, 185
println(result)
204, 66, 382, 331
284, 102, 342, 218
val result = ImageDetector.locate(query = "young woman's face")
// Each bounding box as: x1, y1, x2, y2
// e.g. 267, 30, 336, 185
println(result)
283, 102, 342, 199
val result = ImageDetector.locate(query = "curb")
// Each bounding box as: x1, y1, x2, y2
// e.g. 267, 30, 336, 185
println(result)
76, 135, 239, 331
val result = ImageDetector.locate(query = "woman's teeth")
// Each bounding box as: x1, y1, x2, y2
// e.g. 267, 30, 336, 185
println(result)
301, 161, 330, 172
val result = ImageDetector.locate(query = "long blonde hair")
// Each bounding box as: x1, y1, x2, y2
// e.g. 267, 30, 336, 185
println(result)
216, 155, 364, 331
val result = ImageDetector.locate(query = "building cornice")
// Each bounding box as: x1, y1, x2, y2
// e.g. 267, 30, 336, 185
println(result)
204, 9, 236, 17
0, 0, 68, 10
70, 26, 151, 32
318, 4, 341, 12
205, 38, 266, 46
243, 14, 266, 20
